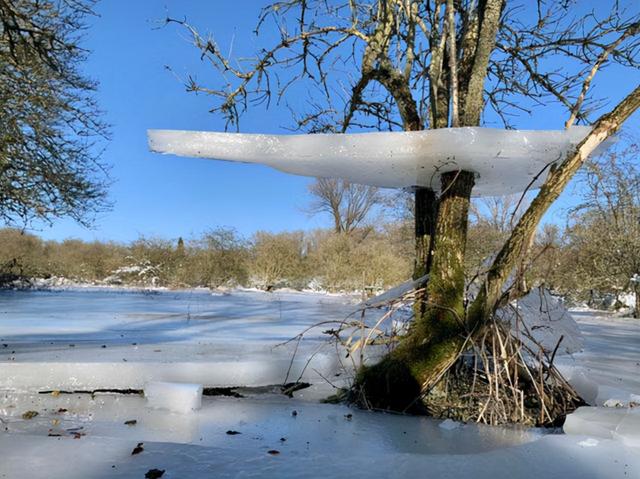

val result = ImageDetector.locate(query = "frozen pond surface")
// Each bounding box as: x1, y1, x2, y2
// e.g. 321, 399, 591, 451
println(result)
1, 288, 639, 478
0, 288, 358, 390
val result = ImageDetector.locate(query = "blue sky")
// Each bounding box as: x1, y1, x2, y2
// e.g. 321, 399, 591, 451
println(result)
32, 0, 640, 243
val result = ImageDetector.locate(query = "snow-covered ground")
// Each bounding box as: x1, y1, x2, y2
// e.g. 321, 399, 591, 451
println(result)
1, 288, 639, 478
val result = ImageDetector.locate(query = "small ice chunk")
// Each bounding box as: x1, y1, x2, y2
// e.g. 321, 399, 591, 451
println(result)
603, 399, 625, 408
566, 369, 599, 405
439, 419, 462, 431
144, 381, 203, 414
578, 438, 599, 447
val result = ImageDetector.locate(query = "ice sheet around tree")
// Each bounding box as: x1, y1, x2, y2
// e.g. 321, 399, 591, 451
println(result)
147, 126, 593, 196
1, 291, 640, 477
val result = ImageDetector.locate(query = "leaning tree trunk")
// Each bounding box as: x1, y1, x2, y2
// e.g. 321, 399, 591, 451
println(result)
357, 171, 475, 412
468, 84, 640, 327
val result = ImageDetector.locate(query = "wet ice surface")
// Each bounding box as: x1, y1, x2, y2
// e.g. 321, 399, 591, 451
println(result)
0, 392, 541, 455
1, 289, 640, 478
1, 393, 638, 479
3, 391, 638, 479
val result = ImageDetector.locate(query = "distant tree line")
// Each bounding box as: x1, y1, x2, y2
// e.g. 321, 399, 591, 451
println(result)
0, 225, 412, 293
3, 142, 640, 319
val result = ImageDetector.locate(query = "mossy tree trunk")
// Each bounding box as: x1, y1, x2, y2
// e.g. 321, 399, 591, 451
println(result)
413, 171, 475, 345
358, 170, 475, 411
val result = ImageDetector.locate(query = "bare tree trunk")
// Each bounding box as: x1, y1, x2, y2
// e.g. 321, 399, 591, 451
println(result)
358, 85, 640, 413
635, 283, 640, 319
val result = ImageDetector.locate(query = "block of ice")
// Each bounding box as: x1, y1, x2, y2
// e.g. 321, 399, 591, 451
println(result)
564, 406, 625, 439
614, 409, 640, 448
438, 419, 462, 431
144, 381, 203, 414
564, 368, 600, 405
147, 127, 592, 196
564, 406, 640, 448
496, 288, 584, 355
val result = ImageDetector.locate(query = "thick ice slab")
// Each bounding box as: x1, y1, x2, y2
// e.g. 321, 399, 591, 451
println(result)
497, 288, 584, 355
144, 381, 203, 413
147, 127, 592, 196
564, 406, 640, 448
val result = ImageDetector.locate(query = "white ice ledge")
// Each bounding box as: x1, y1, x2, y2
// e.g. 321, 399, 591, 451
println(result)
147, 126, 592, 196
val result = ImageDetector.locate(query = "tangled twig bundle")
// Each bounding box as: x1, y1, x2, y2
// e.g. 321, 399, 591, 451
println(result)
282, 286, 583, 426
421, 312, 583, 426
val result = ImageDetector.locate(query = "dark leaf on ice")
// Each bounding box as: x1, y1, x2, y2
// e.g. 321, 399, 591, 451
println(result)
226, 430, 241, 435
145, 469, 165, 479
267, 450, 280, 455
131, 442, 144, 455
21, 411, 38, 419
124, 420, 137, 426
